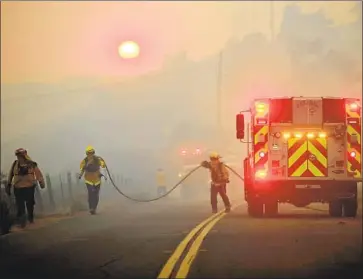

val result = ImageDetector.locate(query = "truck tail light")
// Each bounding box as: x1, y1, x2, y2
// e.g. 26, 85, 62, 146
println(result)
349, 102, 359, 112
318, 132, 327, 138
259, 151, 266, 158
294, 133, 303, 139
255, 170, 267, 178
350, 151, 356, 158
307, 133, 315, 139
256, 103, 267, 113
283, 132, 291, 139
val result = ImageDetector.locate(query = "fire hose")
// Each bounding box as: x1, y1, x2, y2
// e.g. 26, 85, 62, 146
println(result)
102, 163, 246, 203
104, 164, 204, 202
99, 163, 350, 213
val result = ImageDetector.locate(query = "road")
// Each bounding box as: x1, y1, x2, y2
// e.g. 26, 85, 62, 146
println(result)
0, 197, 362, 279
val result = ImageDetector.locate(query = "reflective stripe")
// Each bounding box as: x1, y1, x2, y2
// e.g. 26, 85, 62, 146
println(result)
287, 138, 328, 177
253, 125, 269, 172
288, 138, 308, 177
306, 138, 328, 177
85, 180, 101, 186
345, 103, 361, 118
347, 123, 362, 178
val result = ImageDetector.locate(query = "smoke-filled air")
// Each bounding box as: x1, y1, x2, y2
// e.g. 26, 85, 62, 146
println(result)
1, 1, 362, 202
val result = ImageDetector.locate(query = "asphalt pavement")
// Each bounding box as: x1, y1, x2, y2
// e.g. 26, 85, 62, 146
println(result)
0, 197, 362, 279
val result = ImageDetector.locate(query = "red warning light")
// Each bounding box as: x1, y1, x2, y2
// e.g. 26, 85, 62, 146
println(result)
350, 103, 359, 111
350, 151, 356, 158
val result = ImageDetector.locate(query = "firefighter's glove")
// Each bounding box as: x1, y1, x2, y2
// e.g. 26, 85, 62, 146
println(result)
201, 161, 210, 168
78, 174, 82, 180
5, 184, 11, 196
225, 179, 230, 183
39, 182, 45, 189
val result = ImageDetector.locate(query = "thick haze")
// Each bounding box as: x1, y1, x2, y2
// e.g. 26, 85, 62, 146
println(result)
1, 1, 362, 194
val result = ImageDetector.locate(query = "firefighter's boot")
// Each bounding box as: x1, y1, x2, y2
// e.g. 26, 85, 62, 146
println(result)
19, 215, 26, 228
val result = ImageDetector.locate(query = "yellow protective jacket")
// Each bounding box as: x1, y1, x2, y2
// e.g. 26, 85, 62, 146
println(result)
8, 159, 45, 189
204, 161, 229, 184
80, 155, 106, 186
156, 171, 166, 187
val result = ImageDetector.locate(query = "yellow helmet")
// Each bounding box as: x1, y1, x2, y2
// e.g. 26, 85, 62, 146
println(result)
209, 151, 221, 159
85, 145, 95, 155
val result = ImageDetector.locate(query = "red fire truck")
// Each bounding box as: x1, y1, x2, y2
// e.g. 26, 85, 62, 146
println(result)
236, 97, 362, 217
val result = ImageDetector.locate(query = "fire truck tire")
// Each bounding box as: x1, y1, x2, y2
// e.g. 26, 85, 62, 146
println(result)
329, 200, 343, 217
265, 200, 278, 217
343, 198, 357, 218
248, 199, 264, 217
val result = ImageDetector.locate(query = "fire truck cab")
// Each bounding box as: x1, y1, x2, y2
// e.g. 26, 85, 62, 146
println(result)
236, 97, 362, 218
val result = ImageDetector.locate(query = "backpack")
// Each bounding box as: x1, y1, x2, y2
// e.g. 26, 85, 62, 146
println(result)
210, 162, 225, 183
10, 160, 36, 177
84, 156, 101, 173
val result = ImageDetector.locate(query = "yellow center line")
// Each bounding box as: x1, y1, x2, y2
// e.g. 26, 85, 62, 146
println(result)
157, 210, 225, 279
158, 202, 243, 279
175, 212, 226, 278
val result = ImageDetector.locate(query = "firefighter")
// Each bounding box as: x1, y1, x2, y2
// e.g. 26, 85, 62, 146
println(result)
201, 152, 231, 213
78, 146, 106, 215
6, 148, 45, 227
156, 168, 167, 197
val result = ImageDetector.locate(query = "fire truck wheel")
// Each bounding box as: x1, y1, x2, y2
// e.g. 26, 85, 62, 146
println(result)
329, 200, 343, 217
248, 199, 264, 217
265, 200, 278, 217
343, 198, 357, 218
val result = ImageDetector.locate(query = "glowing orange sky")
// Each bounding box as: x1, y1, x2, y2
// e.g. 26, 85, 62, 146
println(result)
1, 1, 358, 83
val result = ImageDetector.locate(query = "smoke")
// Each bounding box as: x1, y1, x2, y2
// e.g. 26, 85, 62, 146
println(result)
1, 2, 361, 199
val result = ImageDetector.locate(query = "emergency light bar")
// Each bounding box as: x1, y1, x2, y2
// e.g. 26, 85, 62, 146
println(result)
281, 131, 327, 139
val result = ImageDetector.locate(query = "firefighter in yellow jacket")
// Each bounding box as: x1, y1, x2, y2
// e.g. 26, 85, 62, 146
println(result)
156, 168, 167, 197
201, 152, 231, 213
79, 146, 106, 215
6, 148, 45, 227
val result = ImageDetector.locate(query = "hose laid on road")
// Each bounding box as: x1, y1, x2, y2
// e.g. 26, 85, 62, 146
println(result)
103, 161, 342, 214
104, 164, 202, 202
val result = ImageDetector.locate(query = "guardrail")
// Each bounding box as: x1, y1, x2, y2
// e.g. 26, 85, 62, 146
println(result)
0, 171, 133, 235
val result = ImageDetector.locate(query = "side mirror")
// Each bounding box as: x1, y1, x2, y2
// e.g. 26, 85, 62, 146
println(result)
236, 113, 245, 139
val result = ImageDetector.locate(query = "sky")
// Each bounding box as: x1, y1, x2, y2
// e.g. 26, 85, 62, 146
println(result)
1, 0, 361, 175
1, 1, 359, 84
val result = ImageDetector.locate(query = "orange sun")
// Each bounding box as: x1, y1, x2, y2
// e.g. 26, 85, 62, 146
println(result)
118, 41, 140, 59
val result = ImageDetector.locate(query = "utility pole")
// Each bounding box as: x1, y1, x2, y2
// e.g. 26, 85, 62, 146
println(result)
270, 0, 275, 42
217, 51, 223, 130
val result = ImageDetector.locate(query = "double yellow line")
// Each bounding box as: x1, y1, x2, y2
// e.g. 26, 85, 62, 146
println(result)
157, 203, 242, 279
